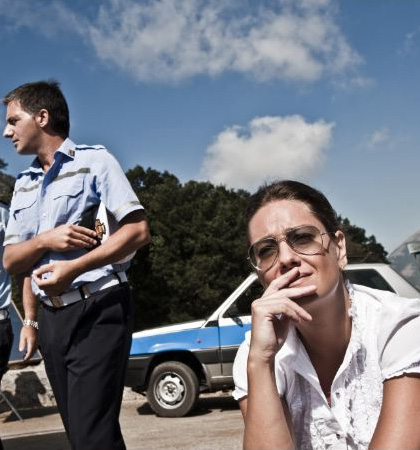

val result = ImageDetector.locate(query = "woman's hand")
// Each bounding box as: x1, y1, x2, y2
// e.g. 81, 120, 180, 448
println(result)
248, 267, 316, 365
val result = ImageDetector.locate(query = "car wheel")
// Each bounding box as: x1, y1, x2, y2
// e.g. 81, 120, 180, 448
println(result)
146, 361, 199, 417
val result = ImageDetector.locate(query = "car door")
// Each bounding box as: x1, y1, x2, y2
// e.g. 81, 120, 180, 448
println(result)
217, 278, 263, 378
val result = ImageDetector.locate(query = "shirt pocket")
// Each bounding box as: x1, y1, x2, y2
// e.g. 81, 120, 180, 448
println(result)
13, 189, 38, 238
52, 175, 85, 225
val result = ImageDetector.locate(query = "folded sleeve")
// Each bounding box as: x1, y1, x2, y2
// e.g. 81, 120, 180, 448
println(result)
0, 205, 8, 233
232, 332, 251, 401
378, 296, 420, 380
94, 150, 144, 222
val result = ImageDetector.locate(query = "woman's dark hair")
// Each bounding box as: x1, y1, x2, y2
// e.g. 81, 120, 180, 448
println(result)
245, 180, 341, 235
2, 80, 70, 138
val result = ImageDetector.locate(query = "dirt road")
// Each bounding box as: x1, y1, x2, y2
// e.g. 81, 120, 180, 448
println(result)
2, 392, 244, 450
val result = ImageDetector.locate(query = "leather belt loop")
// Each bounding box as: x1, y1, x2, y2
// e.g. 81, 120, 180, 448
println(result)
114, 272, 122, 284
80, 285, 91, 299
78, 286, 86, 300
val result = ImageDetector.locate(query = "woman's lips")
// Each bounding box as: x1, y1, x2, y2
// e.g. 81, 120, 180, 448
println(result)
288, 273, 311, 288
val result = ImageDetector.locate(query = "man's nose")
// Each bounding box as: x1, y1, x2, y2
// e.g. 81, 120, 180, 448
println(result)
3, 124, 12, 138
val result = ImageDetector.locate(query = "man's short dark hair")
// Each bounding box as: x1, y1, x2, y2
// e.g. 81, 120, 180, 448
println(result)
3, 80, 70, 138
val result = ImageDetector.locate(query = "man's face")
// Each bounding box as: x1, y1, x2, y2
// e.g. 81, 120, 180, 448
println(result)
3, 100, 42, 155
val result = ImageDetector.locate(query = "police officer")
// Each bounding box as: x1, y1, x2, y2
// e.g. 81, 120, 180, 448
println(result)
0, 200, 13, 450
2, 80, 150, 450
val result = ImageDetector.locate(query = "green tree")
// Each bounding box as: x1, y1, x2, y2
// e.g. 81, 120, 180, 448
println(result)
339, 216, 388, 263
0, 157, 7, 171
0, 157, 14, 204
126, 166, 250, 330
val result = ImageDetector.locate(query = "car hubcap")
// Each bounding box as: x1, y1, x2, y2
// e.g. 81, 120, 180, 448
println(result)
156, 373, 185, 407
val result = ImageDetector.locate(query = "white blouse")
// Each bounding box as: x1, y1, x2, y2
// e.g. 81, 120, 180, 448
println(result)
232, 283, 420, 450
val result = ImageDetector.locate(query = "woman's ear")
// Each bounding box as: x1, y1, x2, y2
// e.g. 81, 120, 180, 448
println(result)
334, 230, 348, 270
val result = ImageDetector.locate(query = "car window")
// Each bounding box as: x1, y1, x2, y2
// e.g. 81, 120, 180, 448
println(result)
344, 269, 395, 293
224, 280, 264, 317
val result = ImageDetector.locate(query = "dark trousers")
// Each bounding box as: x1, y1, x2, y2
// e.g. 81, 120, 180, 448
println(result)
0, 316, 14, 450
39, 285, 133, 450
0, 317, 13, 379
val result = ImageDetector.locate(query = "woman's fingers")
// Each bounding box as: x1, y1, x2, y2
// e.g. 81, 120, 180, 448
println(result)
264, 267, 300, 296
252, 294, 313, 323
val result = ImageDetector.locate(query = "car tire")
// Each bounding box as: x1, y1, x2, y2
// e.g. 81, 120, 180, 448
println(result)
146, 361, 200, 417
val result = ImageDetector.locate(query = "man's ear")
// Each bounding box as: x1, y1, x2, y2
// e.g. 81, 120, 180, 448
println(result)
35, 109, 49, 129
335, 230, 348, 270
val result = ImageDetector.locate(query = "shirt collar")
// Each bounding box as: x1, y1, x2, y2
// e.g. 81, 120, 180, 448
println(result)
27, 138, 77, 175
55, 137, 77, 160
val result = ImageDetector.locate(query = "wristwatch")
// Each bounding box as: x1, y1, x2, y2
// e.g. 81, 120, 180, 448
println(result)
23, 319, 39, 330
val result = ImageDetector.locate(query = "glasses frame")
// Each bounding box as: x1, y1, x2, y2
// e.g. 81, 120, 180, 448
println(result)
247, 225, 336, 272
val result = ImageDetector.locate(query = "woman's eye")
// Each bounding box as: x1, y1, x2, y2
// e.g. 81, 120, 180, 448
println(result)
257, 244, 277, 259
291, 233, 313, 244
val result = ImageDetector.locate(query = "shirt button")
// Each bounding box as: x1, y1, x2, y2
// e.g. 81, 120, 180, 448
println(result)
335, 391, 340, 398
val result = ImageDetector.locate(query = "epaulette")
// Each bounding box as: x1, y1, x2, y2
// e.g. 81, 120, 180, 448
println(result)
75, 144, 107, 152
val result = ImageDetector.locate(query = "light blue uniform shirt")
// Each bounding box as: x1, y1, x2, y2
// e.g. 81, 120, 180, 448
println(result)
0, 202, 11, 309
4, 138, 144, 299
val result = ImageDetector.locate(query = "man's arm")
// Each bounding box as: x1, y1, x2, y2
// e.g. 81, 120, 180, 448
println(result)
19, 275, 39, 361
32, 210, 150, 296
3, 225, 99, 274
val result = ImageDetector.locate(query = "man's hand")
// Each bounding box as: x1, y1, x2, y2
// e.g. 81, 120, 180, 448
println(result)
32, 260, 80, 297
3, 224, 98, 275
40, 224, 98, 252
19, 325, 38, 361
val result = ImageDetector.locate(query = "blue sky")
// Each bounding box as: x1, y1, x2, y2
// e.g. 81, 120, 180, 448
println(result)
0, 0, 419, 254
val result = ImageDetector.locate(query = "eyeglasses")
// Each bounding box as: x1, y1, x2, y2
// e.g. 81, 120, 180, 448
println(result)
248, 225, 335, 272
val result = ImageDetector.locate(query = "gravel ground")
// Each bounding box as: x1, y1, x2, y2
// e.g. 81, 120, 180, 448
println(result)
1, 392, 244, 450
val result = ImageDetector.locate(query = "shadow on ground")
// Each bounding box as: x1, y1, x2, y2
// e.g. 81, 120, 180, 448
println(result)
3, 432, 70, 450
137, 393, 239, 417
1, 406, 59, 423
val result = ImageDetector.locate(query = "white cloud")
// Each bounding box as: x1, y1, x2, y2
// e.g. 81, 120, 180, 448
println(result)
399, 28, 420, 57
0, 0, 363, 84
199, 115, 334, 191
367, 128, 390, 149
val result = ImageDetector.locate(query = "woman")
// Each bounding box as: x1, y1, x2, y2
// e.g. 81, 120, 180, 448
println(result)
233, 180, 420, 450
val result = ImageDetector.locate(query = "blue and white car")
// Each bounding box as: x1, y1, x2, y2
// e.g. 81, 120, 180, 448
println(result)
125, 263, 420, 417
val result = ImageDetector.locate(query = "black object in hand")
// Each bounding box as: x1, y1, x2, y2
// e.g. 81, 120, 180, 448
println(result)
78, 204, 105, 249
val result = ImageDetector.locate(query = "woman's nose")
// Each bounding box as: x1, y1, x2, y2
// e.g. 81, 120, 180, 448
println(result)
276, 240, 300, 272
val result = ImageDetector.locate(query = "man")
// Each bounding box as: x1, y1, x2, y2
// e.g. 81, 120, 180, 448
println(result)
2, 80, 150, 450
0, 200, 13, 450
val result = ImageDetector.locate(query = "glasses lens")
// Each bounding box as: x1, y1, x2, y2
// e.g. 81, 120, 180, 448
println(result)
249, 238, 278, 271
248, 226, 325, 271
287, 226, 322, 255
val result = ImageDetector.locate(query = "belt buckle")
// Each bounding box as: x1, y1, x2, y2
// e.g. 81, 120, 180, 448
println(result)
50, 296, 64, 308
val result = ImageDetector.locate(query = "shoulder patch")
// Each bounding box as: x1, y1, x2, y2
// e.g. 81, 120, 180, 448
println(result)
75, 144, 107, 152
